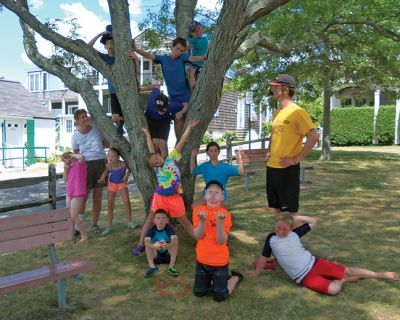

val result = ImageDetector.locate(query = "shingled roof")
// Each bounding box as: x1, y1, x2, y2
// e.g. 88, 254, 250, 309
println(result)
0, 80, 55, 119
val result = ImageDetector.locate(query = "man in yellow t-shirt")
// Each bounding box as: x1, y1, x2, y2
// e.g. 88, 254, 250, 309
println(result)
266, 74, 319, 214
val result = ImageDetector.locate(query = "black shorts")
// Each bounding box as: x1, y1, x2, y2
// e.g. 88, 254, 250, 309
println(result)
110, 94, 123, 116
146, 115, 172, 140
86, 159, 107, 190
193, 262, 229, 302
266, 164, 300, 213
153, 251, 171, 264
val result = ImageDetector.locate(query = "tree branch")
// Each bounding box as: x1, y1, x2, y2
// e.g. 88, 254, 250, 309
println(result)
234, 30, 293, 59
242, 0, 292, 29
2, 0, 112, 79
174, 0, 197, 37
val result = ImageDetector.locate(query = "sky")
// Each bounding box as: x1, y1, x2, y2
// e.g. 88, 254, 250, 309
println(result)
0, 0, 220, 87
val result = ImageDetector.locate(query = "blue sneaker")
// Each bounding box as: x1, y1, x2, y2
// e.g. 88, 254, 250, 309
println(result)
145, 267, 159, 278
132, 244, 144, 256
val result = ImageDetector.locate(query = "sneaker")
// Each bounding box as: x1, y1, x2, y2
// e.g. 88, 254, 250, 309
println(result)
102, 228, 111, 236
145, 267, 159, 278
132, 244, 145, 256
167, 266, 179, 277
73, 229, 81, 237
127, 222, 138, 229
91, 224, 102, 234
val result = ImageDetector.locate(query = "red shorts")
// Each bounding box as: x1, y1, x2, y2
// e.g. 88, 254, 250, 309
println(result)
108, 182, 128, 193
301, 258, 345, 295
151, 193, 185, 218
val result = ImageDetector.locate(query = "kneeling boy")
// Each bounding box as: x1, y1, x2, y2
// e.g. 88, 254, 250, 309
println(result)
144, 209, 179, 278
193, 180, 243, 302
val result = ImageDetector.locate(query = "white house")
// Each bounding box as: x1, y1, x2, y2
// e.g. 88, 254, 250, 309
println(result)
0, 80, 55, 168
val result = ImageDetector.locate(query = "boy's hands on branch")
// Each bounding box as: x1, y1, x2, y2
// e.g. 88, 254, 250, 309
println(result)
188, 119, 200, 129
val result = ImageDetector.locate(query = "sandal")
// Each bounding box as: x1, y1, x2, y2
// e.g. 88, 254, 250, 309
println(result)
92, 224, 102, 234
231, 269, 244, 283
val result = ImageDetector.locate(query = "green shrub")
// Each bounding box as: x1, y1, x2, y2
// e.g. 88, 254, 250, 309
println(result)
331, 106, 374, 146
202, 132, 213, 145
331, 105, 396, 146
376, 105, 396, 145
261, 122, 272, 138
221, 130, 237, 142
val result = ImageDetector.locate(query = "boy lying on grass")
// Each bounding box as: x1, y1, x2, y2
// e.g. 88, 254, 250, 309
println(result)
247, 214, 399, 295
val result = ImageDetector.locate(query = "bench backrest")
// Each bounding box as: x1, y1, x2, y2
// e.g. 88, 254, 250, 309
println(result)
239, 149, 267, 165
0, 208, 73, 254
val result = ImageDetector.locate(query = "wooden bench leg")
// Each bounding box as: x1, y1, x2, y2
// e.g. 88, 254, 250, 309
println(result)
245, 175, 250, 192
300, 168, 305, 183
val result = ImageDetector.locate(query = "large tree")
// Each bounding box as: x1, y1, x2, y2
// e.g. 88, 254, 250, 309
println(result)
226, 0, 400, 159
1, 0, 292, 214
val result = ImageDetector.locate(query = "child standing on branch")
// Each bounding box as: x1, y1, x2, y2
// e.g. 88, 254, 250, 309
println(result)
98, 147, 137, 236
187, 21, 211, 90
132, 119, 200, 256
133, 38, 204, 136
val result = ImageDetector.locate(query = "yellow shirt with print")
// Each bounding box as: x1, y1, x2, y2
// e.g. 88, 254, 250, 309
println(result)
267, 104, 315, 168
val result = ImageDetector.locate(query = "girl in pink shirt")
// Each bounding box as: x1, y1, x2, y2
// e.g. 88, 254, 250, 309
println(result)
62, 152, 88, 242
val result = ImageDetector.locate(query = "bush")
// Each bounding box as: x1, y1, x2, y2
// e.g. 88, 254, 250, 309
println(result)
376, 105, 396, 145
202, 132, 213, 145
331, 106, 374, 146
261, 122, 272, 138
331, 105, 396, 146
221, 130, 237, 142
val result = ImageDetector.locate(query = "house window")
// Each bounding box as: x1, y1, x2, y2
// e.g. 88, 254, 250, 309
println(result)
143, 61, 150, 71
29, 72, 40, 92
66, 119, 73, 133
66, 103, 78, 115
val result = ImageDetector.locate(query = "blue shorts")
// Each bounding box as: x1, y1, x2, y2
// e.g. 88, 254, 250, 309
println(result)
170, 91, 191, 105
193, 262, 229, 302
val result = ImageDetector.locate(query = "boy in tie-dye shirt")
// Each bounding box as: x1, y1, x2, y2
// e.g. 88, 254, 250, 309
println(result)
132, 119, 200, 256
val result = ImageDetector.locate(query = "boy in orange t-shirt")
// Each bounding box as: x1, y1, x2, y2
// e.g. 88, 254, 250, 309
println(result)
192, 180, 243, 302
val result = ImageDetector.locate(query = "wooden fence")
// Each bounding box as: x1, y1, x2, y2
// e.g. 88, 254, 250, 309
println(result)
0, 164, 64, 213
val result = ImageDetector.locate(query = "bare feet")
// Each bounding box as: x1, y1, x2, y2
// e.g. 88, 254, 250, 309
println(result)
78, 236, 88, 243
383, 272, 399, 280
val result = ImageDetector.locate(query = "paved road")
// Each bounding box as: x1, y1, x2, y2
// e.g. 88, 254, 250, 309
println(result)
0, 177, 139, 214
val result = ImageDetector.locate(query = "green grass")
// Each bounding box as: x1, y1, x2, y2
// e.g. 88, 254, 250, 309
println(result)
1, 148, 400, 320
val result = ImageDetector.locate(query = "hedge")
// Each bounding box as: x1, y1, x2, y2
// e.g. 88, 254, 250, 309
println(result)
331, 105, 396, 146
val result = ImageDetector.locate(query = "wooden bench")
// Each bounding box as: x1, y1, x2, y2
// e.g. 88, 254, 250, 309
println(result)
238, 149, 314, 191
0, 208, 96, 311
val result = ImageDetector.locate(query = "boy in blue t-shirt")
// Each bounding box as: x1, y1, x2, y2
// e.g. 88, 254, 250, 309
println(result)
187, 21, 211, 90
88, 25, 139, 137
133, 37, 204, 136
190, 142, 244, 207
144, 209, 179, 278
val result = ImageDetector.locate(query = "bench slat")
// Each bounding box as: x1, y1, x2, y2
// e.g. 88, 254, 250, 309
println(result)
0, 220, 72, 242
0, 208, 69, 232
0, 260, 96, 295
0, 228, 73, 254
239, 150, 267, 164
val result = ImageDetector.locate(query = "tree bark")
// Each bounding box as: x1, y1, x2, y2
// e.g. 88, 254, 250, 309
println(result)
320, 62, 332, 160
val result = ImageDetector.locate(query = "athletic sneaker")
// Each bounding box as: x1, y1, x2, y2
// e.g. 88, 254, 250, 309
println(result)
132, 244, 145, 256
167, 266, 179, 277
145, 267, 159, 278
127, 222, 138, 229
102, 228, 111, 236
116, 120, 125, 137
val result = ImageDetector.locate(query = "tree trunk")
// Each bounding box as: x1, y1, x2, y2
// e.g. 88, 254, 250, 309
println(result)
320, 64, 332, 160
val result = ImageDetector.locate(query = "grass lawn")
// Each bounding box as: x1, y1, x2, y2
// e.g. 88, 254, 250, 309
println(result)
1, 148, 400, 320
